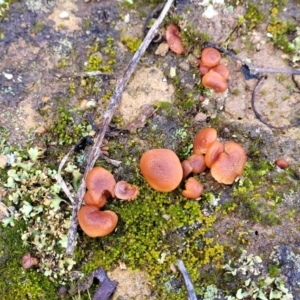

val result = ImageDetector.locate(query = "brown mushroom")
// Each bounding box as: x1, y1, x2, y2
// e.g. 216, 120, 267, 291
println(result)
202, 70, 228, 93
78, 206, 118, 237
199, 61, 210, 75
114, 181, 139, 201
205, 140, 224, 168
165, 24, 185, 55
275, 158, 289, 169
210, 141, 247, 184
182, 177, 204, 199
85, 167, 116, 203
212, 64, 230, 80
201, 47, 221, 68
181, 160, 193, 179
140, 148, 183, 192
193, 128, 217, 155
83, 190, 107, 208
187, 154, 206, 174
21, 253, 39, 269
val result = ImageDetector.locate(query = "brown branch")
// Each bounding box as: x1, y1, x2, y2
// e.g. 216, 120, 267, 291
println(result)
204, 42, 300, 76
65, 0, 175, 256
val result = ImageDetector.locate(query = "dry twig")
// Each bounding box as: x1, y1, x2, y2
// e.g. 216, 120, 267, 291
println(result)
61, 0, 175, 256
177, 260, 197, 300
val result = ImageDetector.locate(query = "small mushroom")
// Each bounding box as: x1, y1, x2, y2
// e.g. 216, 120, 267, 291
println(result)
205, 140, 224, 168
165, 24, 185, 55
201, 47, 221, 68
212, 64, 230, 80
181, 160, 193, 179
182, 177, 204, 199
210, 141, 247, 184
140, 148, 183, 192
275, 158, 289, 169
187, 154, 206, 174
83, 190, 107, 208
114, 181, 139, 201
78, 206, 118, 237
202, 70, 228, 93
21, 253, 39, 269
85, 167, 116, 203
193, 127, 217, 155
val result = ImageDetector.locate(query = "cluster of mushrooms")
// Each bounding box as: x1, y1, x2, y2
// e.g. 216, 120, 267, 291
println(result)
140, 127, 247, 200
78, 167, 138, 237
165, 24, 229, 93
78, 128, 246, 238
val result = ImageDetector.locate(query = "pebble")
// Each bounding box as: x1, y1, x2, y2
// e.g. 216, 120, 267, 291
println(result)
187, 53, 199, 68
3, 72, 13, 80
194, 112, 207, 123
59, 11, 69, 19
155, 42, 169, 57
36, 126, 47, 134
178, 61, 190, 71
0, 154, 7, 169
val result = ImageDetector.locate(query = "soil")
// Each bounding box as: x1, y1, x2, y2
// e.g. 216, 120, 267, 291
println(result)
1, 0, 300, 299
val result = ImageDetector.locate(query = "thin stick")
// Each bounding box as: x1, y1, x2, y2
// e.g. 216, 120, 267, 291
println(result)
204, 42, 300, 76
177, 260, 197, 300
251, 76, 300, 129
65, 0, 175, 256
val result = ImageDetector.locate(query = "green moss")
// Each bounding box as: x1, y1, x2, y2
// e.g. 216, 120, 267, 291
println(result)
80, 185, 223, 298
0, 222, 58, 299
31, 21, 45, 34
46, 107, 91, 145
244, 3, 265, 30
121, 36, 142, 53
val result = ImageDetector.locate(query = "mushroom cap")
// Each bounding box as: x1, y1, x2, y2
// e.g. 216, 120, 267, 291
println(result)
86, 167, 116, 201
193, 128, 217, 155
205, 140, 224, 168
212, 64, 230, 80
21, 253, 39, 269
83, 190, 107, 208
201, 47, 221, 68
182, 177, 204, 199
140, 148, 183, 192
187, 154, 206, 174
210, 141, 247, 184
78, 206, 118, 237
199, 61, 210, 75
181, 160, 193, 179
202, 70, 228, 93
275, 158, 289, 169
114, 181, 139, 201
165, 24, 185, 55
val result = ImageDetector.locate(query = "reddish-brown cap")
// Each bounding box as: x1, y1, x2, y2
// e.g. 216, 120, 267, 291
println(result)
205, 140, 224, 168
140, 148, 183, 192
83, 190, 107, 208
187, 154, 206, 174
210, 141, 247, 184
182, 177, 204, 199
201, 47, 221, 68
202, 70, 228, 93
78, 206, 118, 237
165, 24, 185, 55
86, 167, 116, 202
114, 181, 139, 201
212, 64, 230, 80
193, 128, 217, 155
181, 160, 193, 179
199, 60, 210, 75
275, 158, 289, 169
